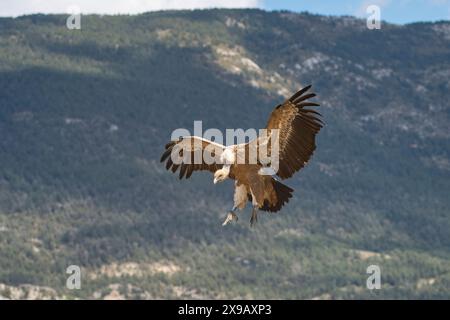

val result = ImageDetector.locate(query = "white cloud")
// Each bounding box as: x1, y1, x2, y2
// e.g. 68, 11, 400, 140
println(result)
0, 0, 263, 17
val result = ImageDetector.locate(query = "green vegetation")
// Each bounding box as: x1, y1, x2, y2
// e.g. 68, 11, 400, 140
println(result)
0, 9, 449, 299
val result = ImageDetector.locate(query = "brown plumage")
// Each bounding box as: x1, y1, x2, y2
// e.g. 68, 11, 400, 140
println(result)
160, 85, 322, 226
160, 137, 224, 179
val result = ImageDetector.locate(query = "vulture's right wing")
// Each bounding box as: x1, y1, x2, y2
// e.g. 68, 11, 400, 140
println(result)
160, 136, 225, 179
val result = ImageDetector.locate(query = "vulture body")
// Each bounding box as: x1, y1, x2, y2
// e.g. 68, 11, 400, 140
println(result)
160, 85, 323, 226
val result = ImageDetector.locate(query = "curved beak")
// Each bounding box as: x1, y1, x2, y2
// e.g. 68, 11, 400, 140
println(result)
213, 178, 218, 184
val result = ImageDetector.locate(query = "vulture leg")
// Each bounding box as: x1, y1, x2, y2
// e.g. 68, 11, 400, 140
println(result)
222, 206, 238, 226
250, 205, 258, 227
248, 182, 263, 227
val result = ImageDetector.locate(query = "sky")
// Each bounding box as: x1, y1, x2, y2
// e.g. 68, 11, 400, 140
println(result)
0, 0, 449, 24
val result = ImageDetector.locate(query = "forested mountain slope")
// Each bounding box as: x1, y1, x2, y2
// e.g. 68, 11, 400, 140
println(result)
0, 9, 449, 299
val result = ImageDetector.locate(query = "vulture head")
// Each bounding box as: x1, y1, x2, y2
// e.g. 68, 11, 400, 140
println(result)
213, 168, 229, 184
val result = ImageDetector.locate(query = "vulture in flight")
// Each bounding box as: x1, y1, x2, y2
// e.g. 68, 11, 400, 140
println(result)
160, 85, 323, 226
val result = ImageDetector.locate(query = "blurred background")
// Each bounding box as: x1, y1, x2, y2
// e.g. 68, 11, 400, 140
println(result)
0, 1, 449, 299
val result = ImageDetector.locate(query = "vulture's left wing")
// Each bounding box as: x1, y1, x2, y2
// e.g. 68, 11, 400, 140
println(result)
243, 85, 323, 179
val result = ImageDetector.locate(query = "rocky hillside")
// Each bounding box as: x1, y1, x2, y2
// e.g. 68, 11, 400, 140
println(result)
0, 9, 449, 299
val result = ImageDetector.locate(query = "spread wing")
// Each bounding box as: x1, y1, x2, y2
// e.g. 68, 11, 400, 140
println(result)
160, 136, 225, 179
242, 85, 323, 179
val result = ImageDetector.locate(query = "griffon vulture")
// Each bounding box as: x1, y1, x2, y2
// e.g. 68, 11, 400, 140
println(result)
160, 85, 323, 226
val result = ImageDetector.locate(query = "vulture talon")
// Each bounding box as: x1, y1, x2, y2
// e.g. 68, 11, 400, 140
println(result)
222, 211, 238, 226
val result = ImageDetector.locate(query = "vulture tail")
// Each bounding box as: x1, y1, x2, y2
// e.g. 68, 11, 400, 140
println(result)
260, 179, 294, 213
